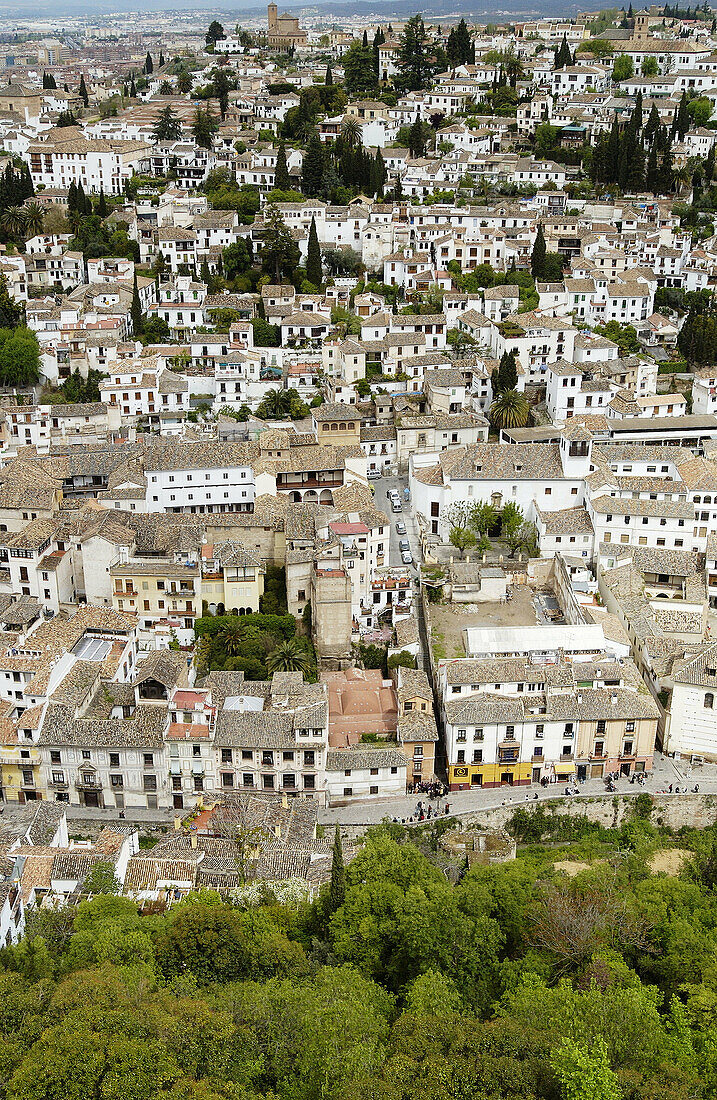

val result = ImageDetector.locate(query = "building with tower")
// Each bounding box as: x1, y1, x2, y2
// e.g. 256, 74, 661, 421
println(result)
267, 3, 307, 49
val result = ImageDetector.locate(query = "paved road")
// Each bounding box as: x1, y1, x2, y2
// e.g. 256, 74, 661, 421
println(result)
372, 473, 421, 571
318, 751, 707, 826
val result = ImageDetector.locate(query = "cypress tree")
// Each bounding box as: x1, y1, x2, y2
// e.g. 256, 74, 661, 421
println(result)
373, 149, 386, 196
159, 50, 165, 67
644, 102, 660, 141
274, 142, 290, 191
646, 140, 659, 191
408, 116, 425, 157
325, 62, 333, 85
531, 223, 546, 279
705, 144, 715, 183
676, 91, 689, 138
130, 272, 143, 336
97, 188, 108, 218
362, 29, 368, 47
301, 133, 324, 198
130, 76, 136, 97
328, 825, 346, 912
78, 74, 88, 107
306, 215, 322, 287
68, 179, 77, 212
145, 51, 153, 75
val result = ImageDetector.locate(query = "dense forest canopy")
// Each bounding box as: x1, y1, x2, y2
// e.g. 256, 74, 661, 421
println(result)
3, 806, 717, 1100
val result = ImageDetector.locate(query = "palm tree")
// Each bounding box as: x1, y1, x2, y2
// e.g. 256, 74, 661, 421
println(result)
23, 202, 45, 237
258, 388, 292, 419
176, 70, 194, 94
220, 619, 244, 655
0, 206, 26, 238
489, 388, 530, 430
672, 164, 691, 194
341, 116, 363, 147
504, 52, 525, 88
267, 638, 311, 676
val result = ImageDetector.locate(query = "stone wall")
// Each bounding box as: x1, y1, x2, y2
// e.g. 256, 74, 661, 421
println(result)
444, 792, 717, 833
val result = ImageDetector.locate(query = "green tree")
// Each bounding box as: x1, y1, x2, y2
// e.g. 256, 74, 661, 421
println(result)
152, 105, 182, 143
130, 271, 143, 336
641, 55, 659, 74
144, 51, 154, 74
274, 141, 290, 191
191, 106, 218, 149
687, 95, 713, 127
329, 826, 346, 912
302, 133, 324, 198
206, 19, 225, 45
342, 41, 378, 97
397, 15, 433, 92
267, 638, 311, 675
531, 222, 546, 279
306, 215, 322, 288
78, 73, 89, 107
449, 526, 477, 557
261, 203, 300, 282
176, 70, 194, 94
0, 327, 40, 386
83, 861, 121, 895
612, 53, 634, 81
551, 1036, 622, 1100
325, 62, 333, 85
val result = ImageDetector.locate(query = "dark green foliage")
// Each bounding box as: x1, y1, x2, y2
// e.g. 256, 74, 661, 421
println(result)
447, 18, 474, 66
78, 74, 89, 107
274, 142, 290, 191
301, 133, 324, 198
397, 15, 435, 92
554, 32, 572, 68
46, 368, 105, 404
678, 303, 717, 364
259, 565, 288, 615
144, 51, 153, 74
343, 41, 378, 97
206, 19, 225, 44
306, 216, 322, 288
0, 325, 40, 386
152, 105, 182, 143
130, 272, 142, 336
530, 223, 546, 279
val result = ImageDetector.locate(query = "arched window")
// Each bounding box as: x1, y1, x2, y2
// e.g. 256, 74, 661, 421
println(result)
705, 693, 714, 709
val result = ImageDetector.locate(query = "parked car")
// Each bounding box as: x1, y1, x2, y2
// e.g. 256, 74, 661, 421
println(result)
392, 500, 402, 513
399, 539, 410, 552
395, 520, 407, 535
367, 469, 381, 480
401, 550, 413, 565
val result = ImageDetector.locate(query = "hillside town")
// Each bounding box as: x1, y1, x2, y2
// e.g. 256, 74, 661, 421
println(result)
0, 1, 712, 913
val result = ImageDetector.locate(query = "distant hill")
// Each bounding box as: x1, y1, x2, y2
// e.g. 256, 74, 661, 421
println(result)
3, 0, 584, 18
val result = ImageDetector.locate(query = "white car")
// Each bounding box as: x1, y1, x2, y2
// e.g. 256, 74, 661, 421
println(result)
401, 550, 413, 565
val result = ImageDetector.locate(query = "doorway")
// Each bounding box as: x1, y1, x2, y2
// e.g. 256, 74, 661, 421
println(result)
532, 767, 542, 784
500, 771, 514, 786
84, 791, 99, 808
577, 764, 587, 781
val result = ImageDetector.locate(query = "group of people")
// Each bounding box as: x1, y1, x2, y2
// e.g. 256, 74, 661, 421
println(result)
407, 780, 446, 798
397, 798, 452, 825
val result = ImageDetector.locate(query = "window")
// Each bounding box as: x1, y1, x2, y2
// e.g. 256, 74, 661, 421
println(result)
474, 728, 484, 741
222, 772, 234, 787
143, 775, 157, 791
594, 740, 604, 756
263, 775, 275, 789
82, 750, 91, 760
110, 774, 123, 788
304, 750, 315, 765
457, 750, 465, 763
50, 750, 61, 764
370, 767, 379, 775
143, 753, 154, 767
241, 750, 252, 760
506, 725, 515, 738
343, 787, 353, 796
242, 773, 253, 787
705, 693, 714, 709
